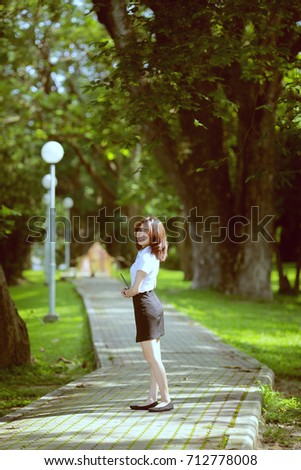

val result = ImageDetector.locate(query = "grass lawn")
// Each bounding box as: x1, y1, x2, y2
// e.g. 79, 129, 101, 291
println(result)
155, 269, 301, 379
0, 270, 95, 417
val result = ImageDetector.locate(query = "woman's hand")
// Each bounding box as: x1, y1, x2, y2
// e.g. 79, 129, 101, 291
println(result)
121, 287, 138, 298
121, 288, 131, 298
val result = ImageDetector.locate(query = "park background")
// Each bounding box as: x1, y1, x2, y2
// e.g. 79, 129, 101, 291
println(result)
0, 0, 300, 449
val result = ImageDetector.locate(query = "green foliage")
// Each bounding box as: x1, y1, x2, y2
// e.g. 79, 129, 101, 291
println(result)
0, 0, 109, 273
1, 0, 301, 288
0, 0, 181, 277
0, 206, 21, 239
88, 0, 301, 217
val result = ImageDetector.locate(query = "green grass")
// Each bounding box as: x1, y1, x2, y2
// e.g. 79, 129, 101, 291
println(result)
261, 385, 301, 425
155, 268, 301, 379
260, 385, 301, 447
0, 270, 95, 417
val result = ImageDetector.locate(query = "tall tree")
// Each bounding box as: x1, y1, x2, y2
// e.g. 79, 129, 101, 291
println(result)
91, 0, 301, 299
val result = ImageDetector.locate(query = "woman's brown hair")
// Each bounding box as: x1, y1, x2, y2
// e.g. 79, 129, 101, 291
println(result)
134, 217, 168, 262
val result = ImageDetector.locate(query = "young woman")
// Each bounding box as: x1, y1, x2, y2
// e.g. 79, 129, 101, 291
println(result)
121, 216, 174, 412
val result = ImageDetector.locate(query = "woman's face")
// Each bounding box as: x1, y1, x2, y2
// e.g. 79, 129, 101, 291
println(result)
135, 225, 150, 247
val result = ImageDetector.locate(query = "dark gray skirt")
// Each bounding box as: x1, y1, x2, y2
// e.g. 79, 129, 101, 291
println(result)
132, 290, 165, 343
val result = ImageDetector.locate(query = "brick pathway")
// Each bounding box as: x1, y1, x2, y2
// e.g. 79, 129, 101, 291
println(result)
0, 275, 273, 450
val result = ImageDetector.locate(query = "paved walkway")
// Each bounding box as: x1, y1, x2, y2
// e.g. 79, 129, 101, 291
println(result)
0, 275, 273, 450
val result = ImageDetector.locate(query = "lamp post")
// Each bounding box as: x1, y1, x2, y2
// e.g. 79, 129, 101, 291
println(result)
41, 141, 64, 322
42, 174, 57, 285
62, 197, 74, 270
42, 191, 50, 284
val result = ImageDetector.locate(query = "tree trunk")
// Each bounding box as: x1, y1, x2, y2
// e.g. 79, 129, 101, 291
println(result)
0, 265, 31, 367
232, 79, 281, 300
176, 220, 193, 281
294, 243, 301, 294
143, 113, 233, 290
274, 243, 293, 294
178, 106, 234, 291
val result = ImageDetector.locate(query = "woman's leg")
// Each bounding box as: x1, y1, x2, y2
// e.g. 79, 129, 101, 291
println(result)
141, 339, 171, 406
130, 344, 158, 408
148, 368, 159, 403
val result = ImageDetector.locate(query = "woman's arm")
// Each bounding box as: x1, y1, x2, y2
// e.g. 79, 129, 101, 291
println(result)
122, 270, 147, 297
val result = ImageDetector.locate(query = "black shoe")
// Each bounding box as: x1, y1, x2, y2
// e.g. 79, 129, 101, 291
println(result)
148, 401, 174, 412
130, 401, 158, 410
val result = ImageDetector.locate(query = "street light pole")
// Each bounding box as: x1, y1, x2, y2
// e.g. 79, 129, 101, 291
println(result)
42, 191, 50, 284
63, 197, 74, 270
41, 141, 64, 323
42, 174, 57, 285
48, 163, 57, 321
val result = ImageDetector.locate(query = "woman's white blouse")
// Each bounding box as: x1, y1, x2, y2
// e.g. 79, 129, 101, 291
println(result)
130, 246, 160, 293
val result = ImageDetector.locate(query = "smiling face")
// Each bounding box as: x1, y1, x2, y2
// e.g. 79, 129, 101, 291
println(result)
133, 217, 168, 260
134, 225, 150, 247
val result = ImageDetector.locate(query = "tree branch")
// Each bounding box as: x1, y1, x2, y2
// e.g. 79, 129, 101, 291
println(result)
92, 0, 134, 49
68, 141, 116, 202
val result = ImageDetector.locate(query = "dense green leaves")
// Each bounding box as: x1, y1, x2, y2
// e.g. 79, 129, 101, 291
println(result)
1, 0, 300, 292
90, 0, 301, 296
